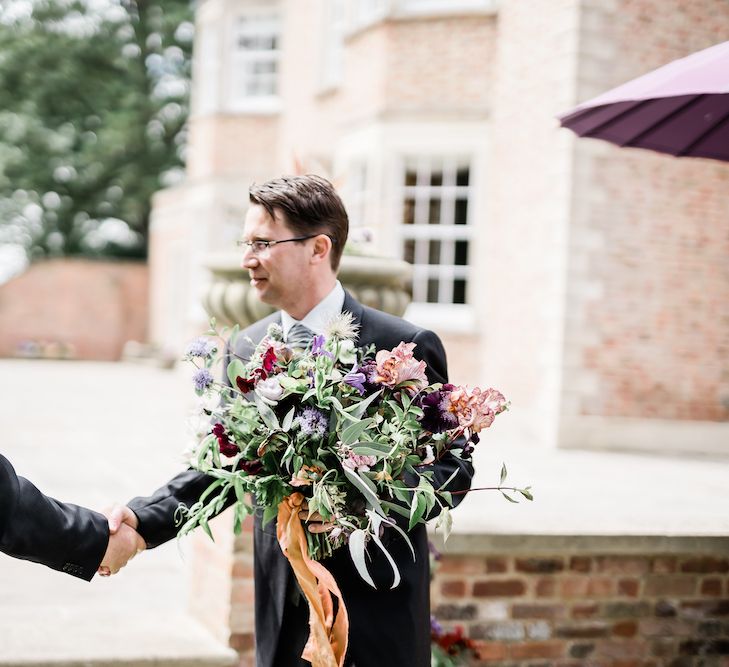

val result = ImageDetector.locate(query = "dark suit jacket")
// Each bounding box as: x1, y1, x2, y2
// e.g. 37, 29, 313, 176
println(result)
0, 453, 109, 580
129, 293, 474, 666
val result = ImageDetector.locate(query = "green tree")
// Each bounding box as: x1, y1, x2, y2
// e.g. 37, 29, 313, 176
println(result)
0, 0, 193, 262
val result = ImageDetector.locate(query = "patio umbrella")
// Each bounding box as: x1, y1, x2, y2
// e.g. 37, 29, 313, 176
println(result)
558, 40, 729, 162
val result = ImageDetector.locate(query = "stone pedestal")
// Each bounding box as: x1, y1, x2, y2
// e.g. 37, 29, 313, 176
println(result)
202, 253, 413, 328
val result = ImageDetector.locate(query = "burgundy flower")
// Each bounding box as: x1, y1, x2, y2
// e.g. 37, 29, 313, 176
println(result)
261, 346, 277, 373
212, 423, 238, 457
238, 459, 264, 475
236, 367, 267, 393
418, 384, 458, 433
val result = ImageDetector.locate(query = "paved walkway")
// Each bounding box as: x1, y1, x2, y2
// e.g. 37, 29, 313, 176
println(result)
1, 359, 728, 664
0, 360, 235, 666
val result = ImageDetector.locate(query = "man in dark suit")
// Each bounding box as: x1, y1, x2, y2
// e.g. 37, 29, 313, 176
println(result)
0, 453, 145, 579
108, 175, 473, 666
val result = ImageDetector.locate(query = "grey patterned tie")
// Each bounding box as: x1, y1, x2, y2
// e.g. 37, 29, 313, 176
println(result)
286, 322, 316, 350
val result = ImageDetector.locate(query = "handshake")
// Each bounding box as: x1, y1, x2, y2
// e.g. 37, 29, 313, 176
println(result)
98, 505, 145, 577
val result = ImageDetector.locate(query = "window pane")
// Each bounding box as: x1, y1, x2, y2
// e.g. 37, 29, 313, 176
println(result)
427, 278, 440, 303
430, 170, 443, 187
403, 239, 415, 264
455, 198, 468, 225
428, 240, 441, 264
456, 168, 469, 186
428, 198, 441, 225
403, 198, 415, 225
455, 240, 468, 266
453, 279, 466, 304
405, 170, 417, 187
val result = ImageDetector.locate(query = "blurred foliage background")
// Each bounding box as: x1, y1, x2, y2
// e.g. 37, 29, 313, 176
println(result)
0, 0, 193, 273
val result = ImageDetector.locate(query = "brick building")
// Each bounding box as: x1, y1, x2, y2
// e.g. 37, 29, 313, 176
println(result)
149, 0, 729, 457
147, 2, 729, 664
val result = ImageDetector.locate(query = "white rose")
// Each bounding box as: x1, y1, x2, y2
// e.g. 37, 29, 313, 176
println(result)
255, 376, 284, 405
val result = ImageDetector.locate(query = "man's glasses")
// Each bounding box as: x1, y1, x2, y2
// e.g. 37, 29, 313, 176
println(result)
236, 234, 334, 255
236, 234, 318, 255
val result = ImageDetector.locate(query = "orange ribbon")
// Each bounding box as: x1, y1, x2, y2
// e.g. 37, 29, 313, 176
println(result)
277, 493, 349, 667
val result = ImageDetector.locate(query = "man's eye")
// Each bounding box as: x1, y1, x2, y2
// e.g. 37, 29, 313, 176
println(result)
254, 241, 269, 251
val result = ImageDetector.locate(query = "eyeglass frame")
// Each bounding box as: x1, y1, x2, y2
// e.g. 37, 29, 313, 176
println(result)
236, 233, 334, 255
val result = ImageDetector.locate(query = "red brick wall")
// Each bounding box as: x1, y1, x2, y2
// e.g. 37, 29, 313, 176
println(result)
0, 258, 148, 361
432, 551, 729, 665
199, 531, 729, 666
567, 0, 729, 422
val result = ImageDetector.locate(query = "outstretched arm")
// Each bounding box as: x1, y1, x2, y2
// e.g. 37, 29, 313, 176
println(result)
0, 454, 111, 580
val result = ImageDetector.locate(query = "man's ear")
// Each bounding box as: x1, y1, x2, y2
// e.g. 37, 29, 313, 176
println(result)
310, 234, 332, 265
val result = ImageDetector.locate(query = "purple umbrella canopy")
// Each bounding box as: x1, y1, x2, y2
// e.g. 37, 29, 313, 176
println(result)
558, 40, 729, 162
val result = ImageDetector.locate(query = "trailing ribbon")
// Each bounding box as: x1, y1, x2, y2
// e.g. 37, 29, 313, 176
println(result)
277, 492, 349, 667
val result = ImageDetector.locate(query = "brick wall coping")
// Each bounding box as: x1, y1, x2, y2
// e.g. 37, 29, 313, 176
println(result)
430, 532, 729, 556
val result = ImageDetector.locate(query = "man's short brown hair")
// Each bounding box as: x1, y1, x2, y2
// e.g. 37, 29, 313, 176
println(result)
248, 174, 349, 271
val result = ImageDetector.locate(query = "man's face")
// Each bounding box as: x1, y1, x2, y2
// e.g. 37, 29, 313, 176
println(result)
240, 204, 315, 312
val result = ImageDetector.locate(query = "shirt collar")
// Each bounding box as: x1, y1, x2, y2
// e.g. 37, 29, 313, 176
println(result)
281, 281, 345, 340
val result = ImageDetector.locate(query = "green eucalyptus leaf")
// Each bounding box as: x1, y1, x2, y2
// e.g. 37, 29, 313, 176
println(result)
227, 358, 246, 389
348, 529, 375, 588
343, 467, 386, 517
501, 491, 518, 504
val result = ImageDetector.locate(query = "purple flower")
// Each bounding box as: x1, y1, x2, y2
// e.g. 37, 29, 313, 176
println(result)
186, 337, 216, 359
311, 334, 334, 358
343, 363, 367, 394
357, 359, 380, 393
418, 384, 458, 433
294, 407, 328, 438
430, 615, 444, 637
192, 368, 214, 392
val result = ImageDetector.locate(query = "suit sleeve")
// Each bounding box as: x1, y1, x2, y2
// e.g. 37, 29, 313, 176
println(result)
407, 329, 474, 514
0, 454, 109, 581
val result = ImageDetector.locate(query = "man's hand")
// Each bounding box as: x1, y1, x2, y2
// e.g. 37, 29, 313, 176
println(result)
299, 501, 334, 534
98, 504, 144, 577
98, 522, 145, 576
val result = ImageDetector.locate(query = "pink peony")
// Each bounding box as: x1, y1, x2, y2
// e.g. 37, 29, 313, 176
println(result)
342, 453, 377, 473
373, 342, 428, 393
447, 386, 507, 434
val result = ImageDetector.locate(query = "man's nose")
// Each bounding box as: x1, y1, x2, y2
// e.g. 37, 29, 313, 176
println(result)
241, 248, 259, 268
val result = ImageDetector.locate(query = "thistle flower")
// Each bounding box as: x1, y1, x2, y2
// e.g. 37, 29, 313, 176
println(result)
294, 407, 328, 438
193, 368, 214, 392
325, 311, 359, 342
185, 337, 216, 359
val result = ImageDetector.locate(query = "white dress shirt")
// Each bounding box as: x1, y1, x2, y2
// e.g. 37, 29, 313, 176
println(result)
281, 281, 346, 342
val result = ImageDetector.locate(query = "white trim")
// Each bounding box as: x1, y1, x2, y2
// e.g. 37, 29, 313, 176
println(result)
404, 302, 476, 334
559, 415, 729, 457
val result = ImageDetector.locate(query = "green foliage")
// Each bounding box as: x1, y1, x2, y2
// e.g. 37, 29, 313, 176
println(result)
0, 0, 193, 261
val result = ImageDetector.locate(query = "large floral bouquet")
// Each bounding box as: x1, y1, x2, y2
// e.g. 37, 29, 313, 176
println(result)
180, 313, 529, 587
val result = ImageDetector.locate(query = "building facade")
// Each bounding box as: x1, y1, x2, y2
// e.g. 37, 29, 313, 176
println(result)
148, 0, 729, 455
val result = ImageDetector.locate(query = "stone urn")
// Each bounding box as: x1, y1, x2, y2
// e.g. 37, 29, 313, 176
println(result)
202, 252, 413, 328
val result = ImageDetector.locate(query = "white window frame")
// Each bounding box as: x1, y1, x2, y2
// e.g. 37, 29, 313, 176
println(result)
394, 0, 496, 16
226, 11, 281, 114
399, 156, 473, 306
320, 0, 347, 91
